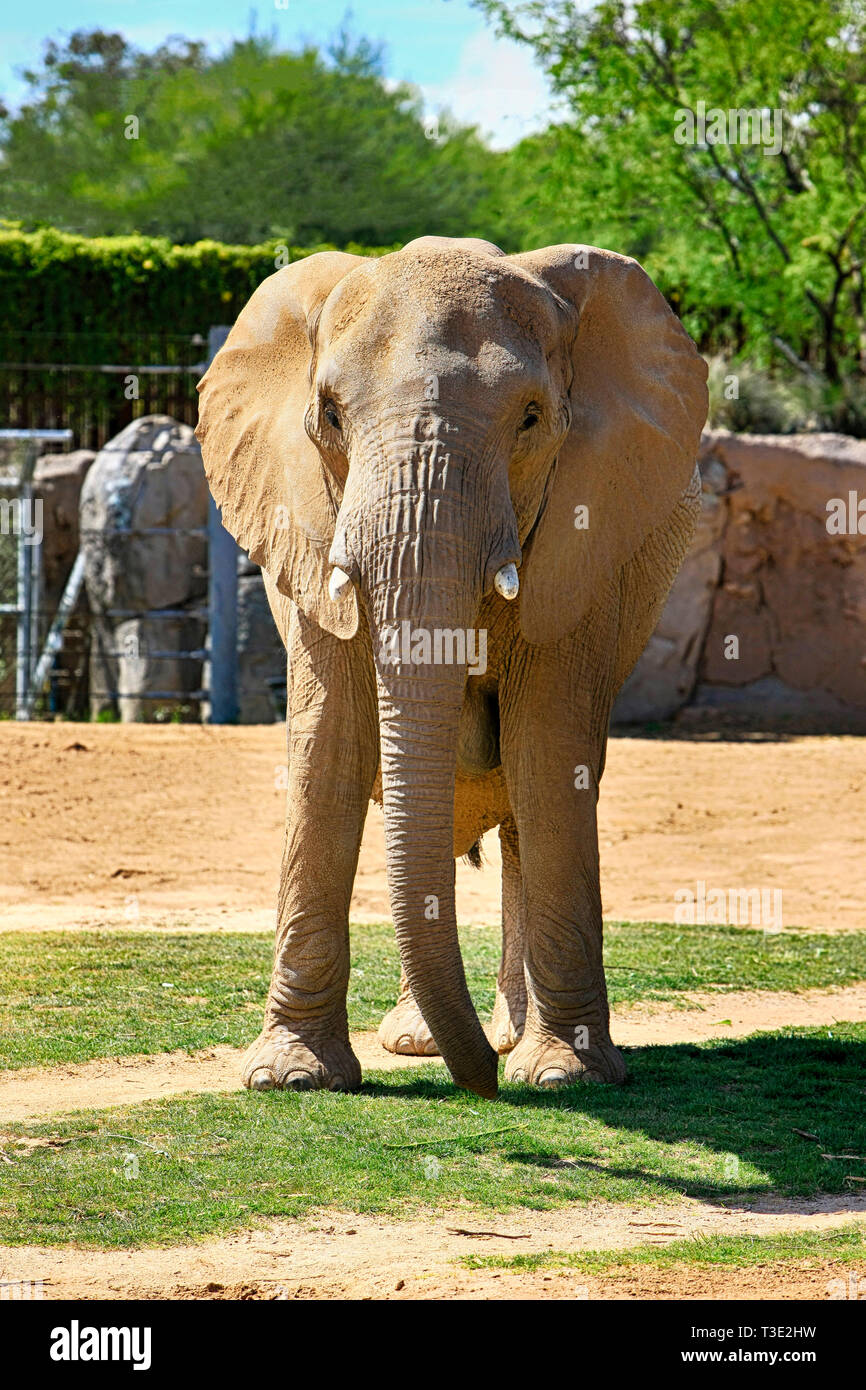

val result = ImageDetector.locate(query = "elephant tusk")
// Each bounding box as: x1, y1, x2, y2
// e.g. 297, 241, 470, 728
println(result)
494, 563, 519, 600
328, 566, 353, 602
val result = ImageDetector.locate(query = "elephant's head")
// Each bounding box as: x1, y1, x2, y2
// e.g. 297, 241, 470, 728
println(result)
196, 237, 708, 1098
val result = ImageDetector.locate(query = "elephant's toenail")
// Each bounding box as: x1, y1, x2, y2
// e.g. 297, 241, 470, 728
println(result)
249, 1067, 275, 1091
538, 1067, 570, 1088
283, 1071, 313, 1090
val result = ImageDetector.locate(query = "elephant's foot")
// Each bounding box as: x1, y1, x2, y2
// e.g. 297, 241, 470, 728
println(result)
486, 987, 526, 1055
377, 990, 440, 1056
242, 1028, 361, 1093
504, 1029, 627, 1088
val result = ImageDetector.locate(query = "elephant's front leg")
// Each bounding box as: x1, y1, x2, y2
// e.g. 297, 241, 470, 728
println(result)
244, 608, 378, 1093
499, 643, 626, 1088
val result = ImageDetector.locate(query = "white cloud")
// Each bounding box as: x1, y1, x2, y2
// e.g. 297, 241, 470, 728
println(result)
418, 28, 560, 150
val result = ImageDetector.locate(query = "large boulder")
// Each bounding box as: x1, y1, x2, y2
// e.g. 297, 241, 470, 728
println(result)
695, 430, 866, 723
81, 416, 208, 721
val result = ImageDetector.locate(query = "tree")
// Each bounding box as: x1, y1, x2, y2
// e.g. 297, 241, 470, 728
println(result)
480, 0, 866, 380
0, 29, 503, 247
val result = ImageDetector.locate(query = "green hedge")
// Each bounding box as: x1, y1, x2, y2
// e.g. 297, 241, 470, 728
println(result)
0, 226, 393, 336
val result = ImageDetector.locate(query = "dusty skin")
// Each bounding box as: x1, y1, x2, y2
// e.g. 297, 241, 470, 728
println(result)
2, 723, 865, 1299
193, 240, 710, 1098
0, 724, 864, 934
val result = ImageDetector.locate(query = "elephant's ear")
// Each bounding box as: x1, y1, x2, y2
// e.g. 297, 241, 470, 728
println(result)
196, 251, 368, 639
509, 246, 708, 646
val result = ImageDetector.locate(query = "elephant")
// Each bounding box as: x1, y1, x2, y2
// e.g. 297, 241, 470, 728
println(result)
195, 236, 708, 1100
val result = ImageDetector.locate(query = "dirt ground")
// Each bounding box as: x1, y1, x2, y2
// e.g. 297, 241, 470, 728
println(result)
0, 723, 864, 933
1, 723, 865, 1301
3, 1196, 865, 1302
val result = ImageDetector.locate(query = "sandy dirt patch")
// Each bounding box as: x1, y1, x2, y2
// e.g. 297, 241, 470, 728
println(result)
3, 983, 866, 1124
164, 1260, 865, 1301
0, 1032, 432, 1124
0, 725, 864, 933
1, 1196, 864, 1301
612, 982, 866, 1045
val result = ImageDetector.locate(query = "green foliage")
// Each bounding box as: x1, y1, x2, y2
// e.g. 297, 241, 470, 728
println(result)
0, 225, 390, 337
0, 224, 392, 449
3, 11, 866, 400
481, 0, 866, 382
0, 30, 502, 247
707, 356, 824, 434
707, 355, 866, 435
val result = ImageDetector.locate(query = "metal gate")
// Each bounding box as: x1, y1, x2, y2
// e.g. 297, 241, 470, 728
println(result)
0, 428, 73, 718
0, 329, 240, 723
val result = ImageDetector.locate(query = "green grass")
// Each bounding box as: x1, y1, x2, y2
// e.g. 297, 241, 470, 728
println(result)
460, 1226, 866, 1275
1, 922, 865, 1071
2, 1026, 865, 1248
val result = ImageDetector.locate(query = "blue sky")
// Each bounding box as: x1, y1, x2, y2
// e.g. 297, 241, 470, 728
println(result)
0, 0, 561, 148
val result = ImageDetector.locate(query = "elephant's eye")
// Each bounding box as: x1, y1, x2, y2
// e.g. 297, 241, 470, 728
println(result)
519, 404, 541, 432
323, 402, 342, 432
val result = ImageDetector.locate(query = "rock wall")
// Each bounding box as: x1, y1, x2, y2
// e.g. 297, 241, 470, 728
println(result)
614, 430, 866, 727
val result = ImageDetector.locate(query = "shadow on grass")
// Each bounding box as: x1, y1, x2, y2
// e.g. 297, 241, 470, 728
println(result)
361, 1028, 866, 1207
3, 1027, 865, 1248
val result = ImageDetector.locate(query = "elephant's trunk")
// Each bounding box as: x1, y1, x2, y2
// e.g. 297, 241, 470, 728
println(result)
334, 426, 516, 1099
375, 649, 498, 1098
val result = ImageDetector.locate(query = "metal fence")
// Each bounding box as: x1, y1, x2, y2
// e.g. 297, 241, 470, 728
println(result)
0, 329, 240, 722
0, 429, 74, 718
0, 330, 206, 452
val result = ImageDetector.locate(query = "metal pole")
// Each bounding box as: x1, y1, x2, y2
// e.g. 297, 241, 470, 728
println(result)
15, 482, 31, 721
12, 442, 42, 720
208, 496, 239, 724
204, 326, 239, 725
29, 525, 42, 693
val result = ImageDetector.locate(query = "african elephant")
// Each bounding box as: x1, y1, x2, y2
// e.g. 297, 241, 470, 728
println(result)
196, 237, 707, 1100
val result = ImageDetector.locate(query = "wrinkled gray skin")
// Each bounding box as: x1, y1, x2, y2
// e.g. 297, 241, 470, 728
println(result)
196, 236, 708, 1099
